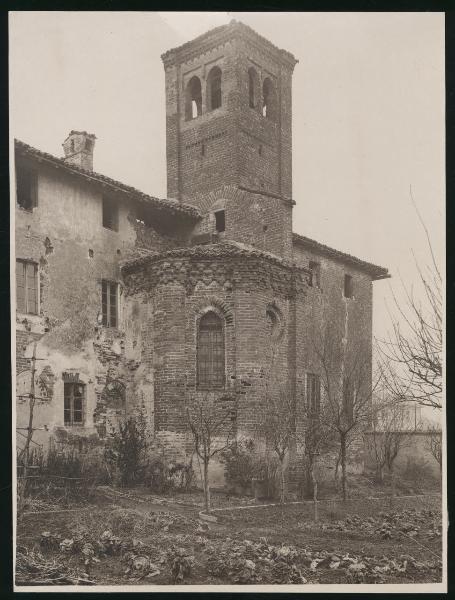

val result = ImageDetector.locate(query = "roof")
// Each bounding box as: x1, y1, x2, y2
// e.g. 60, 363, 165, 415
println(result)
15, 139, 200, 220
161, 19, 298, 69
292, 233, 389, 280
122, 240, 310, 275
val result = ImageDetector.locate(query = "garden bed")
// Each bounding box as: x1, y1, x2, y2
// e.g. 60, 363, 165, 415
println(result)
16, 493, 442, 586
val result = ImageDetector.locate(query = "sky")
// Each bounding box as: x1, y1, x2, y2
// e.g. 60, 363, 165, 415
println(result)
9, 11, 445, 350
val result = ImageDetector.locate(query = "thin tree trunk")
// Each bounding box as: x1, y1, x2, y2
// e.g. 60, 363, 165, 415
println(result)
203, 458, 210, 512
280, 460, 286, 505
340, 434, 347, 501
311, 458, 318, 521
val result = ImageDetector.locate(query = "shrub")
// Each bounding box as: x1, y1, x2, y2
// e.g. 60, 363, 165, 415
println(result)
104, 416, 148, 487
145, 457, 195, 494
221, 438, 260, 492
400, 456, 436, 484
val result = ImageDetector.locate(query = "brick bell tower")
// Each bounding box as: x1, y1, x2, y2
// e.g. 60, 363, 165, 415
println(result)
161, 20, 298, 201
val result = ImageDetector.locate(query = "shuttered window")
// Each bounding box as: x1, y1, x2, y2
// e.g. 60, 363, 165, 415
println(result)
197, 311, 225, 388
102, 280, 118, 328
16, 260, 38, 315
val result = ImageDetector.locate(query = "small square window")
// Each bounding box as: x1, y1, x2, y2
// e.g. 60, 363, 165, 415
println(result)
16, 166, 37, 211
309, 261, 321, 288
215, 210, 226, 233
344, 274, 354, 298
102, 196, 119, 231
102, 280, 119, 328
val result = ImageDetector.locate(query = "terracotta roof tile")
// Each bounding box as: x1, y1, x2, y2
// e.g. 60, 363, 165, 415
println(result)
292, 233, 389, 280
15, 139, 200, 220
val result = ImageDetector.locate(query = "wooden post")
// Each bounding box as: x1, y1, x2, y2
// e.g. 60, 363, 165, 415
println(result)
18, 342, 37, 516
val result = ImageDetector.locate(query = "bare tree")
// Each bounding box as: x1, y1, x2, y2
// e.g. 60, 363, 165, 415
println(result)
369, 398, 412, 484
311, 325, 379, 501
378, 191, 442, 410
256, 386, 295, 504
425, 425, 442, 473
186, 393, 236, 512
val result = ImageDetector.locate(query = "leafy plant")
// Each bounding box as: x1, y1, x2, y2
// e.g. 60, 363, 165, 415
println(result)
104, 415, 148, 487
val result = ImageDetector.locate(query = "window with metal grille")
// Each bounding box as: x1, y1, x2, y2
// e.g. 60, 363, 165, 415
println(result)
16, 260, 38, 315
102, 196, 118, 231
102, 280, 118, 328
306, 373, 321, 415
197, 311, 225, 388
64, 382, 85, 426
16, 166, 38, 211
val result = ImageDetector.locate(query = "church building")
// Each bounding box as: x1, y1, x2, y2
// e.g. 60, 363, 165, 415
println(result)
15, 21, 388, 485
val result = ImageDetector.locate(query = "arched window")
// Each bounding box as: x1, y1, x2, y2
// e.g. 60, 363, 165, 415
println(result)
266, 306, 283, 342
197, 311, 225, 388
206, 66, 222, 111
262, 77, 277, 121
185, 76, 202, 120
248, 67, 259, 109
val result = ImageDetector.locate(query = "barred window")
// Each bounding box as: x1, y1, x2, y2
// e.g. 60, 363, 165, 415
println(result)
64, 382, 85, 426
16, 260, 38, 315
306, 373, 321, 415
197, 311, 225, 388
102, 280, 118, 328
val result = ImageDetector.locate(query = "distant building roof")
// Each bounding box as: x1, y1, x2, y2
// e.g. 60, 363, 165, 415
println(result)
14, 139, 201, 220
293, 233, 389, 280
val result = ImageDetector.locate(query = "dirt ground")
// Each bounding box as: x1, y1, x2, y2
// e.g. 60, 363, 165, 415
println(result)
15, 488, 442, 587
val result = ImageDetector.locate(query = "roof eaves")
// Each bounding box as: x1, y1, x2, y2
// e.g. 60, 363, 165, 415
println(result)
292, 233, 389, 280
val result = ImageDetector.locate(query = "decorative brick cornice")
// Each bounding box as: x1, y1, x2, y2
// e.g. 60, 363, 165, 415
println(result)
122, 241, 310, 297
161, 20, 298, 71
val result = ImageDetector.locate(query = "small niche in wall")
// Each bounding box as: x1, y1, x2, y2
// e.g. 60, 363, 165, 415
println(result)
88, 249, 94, 258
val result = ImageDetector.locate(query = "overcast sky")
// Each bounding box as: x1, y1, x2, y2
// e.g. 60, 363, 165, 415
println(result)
9, 11, 445, 346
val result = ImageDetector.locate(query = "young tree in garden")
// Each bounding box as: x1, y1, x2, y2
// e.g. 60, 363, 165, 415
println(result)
378, 193, 442, 410
257, 387, 295, 504
186, 393, 236, 512
369, 397, 412, 484
311, 324, 380, 501
425, 425, 442, 473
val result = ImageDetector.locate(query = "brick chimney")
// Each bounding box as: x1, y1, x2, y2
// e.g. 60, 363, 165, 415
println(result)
62, 131, 96, 171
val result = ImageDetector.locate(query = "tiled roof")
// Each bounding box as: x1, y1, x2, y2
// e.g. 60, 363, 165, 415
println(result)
292, 233, 389, 280
122, 240, 310, 275
15, 139, 200, 220
161, 19, 298, 68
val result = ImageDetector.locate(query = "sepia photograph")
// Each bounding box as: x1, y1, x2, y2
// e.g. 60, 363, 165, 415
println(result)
10, 11, 445, 592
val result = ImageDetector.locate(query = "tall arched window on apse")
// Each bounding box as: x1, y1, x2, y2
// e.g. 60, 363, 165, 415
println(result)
197, 311, 225, 388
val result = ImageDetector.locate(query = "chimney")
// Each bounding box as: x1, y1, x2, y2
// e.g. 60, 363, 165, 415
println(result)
62, 131, 96, 171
